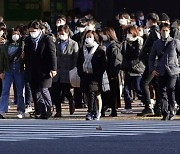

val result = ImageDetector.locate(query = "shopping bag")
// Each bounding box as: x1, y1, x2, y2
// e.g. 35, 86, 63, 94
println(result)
69, 67, 80, 88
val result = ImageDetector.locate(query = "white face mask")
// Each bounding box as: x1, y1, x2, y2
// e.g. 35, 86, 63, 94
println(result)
138, 30, 144, 37
77, 27, 85, 33
56, 23, 61, 27
74, 29, 79, 35
74, 18, 78, 23
144, 28, 150, 36
12, 34, 20, 41
161, 31, 170, 39
85, 37, 94, 47
85, 25, 94, 31
139, 16, 144, 20
119, 18, 127, 26
56, 20, 66, 27
102, 35, 108, 41
126, 34, 133, 40
131, 21, 136, 26
30, 30, 41, 38
0, 30, 4, 37
59, 33, 69, 41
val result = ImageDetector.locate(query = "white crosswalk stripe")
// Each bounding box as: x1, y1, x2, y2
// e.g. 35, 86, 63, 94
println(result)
0, 120, 180, 141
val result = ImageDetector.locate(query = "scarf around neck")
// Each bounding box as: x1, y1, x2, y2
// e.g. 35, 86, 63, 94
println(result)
31, 31, 42, 51
83, 41, 99, 74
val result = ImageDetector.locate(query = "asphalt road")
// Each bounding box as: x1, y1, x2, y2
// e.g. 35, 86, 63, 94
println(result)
0, 120, 180, 154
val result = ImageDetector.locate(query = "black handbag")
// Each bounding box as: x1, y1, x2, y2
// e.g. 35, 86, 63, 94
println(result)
175, 75, 180, 105
131, 60, 145, 74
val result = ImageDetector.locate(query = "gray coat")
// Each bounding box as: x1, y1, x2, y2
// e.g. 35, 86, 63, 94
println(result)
149, 37, 180, 76
53, 38, 79, 83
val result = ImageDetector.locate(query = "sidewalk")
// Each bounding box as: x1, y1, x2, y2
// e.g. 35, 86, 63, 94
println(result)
5, 100, 180, 120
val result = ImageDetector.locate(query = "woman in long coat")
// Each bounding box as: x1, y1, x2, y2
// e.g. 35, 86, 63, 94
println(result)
77, 30, 106, 120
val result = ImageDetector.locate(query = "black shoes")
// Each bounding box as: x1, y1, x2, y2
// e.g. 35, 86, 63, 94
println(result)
86, 113, 93, 120
69, 103, 75, 115
109, 110, 117, 117
0, 114, 5, 119
36, 108, 52, 119
161, 115, 174, 121
154, 105, 162, 117
54, 111, 62, 118
137, 108, 154, 116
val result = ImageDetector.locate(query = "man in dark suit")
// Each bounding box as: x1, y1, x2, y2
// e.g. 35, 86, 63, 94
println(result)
24, 20, 57, 119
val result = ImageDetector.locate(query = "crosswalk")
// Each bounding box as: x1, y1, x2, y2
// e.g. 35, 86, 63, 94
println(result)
0, 120, 180, 141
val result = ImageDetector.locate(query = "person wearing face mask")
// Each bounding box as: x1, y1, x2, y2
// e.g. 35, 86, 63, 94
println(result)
136, 11, 145, 27
56, 15, 66, 29
24, 20, 57, 119
121, 26, 144, 114
149, 23, 180, 120
102, 27, 123, 117
116, 13, 130, 42
72, 18, 87, 109
77, 30, 106, 120
72, 18, 87, 48
138, 13, 161, 117
0, 28, 25, 119
49, 25, 78, 117
85, 19, 96, 32
55, 15, 74, 37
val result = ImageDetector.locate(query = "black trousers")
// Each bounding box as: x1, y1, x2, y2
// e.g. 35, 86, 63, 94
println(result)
25, 81, 32, 106
74, 87, 83, 107
101, 91, 111, 110
84, 91, 97, 114
109, 77, 121, 111
33, 87, 52, 116
50, 79, 73, 112
158, 73, 178, 117
141, 66, 160, 109
0, 79, 2, 96
175, 76, 180, 105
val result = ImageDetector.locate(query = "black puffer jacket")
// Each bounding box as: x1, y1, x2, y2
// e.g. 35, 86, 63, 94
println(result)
139, 25, 160, 65
106, 40, 123, 78
121, 37, 144, 76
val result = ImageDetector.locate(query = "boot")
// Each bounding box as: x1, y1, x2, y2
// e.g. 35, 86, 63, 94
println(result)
69, 101, 75, 115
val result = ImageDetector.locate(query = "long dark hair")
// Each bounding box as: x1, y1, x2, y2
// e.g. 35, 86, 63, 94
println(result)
103, 27, 118, 42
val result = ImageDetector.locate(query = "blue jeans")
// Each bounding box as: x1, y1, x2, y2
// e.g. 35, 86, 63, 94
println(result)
0, 62, 25, 113
124, 73, 142, 109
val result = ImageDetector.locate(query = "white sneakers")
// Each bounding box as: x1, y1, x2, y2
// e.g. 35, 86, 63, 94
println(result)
25, 105, 33, 113
17, 112, 25, 119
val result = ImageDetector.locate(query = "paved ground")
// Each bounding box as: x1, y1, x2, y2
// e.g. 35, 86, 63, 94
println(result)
4, 85, 180, 120
5, 99, 180, 120
1, 89, 180, 154
0, 120, 180, 154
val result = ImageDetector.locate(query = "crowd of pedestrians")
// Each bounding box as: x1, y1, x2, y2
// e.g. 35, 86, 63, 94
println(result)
0, 10, 180, 120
